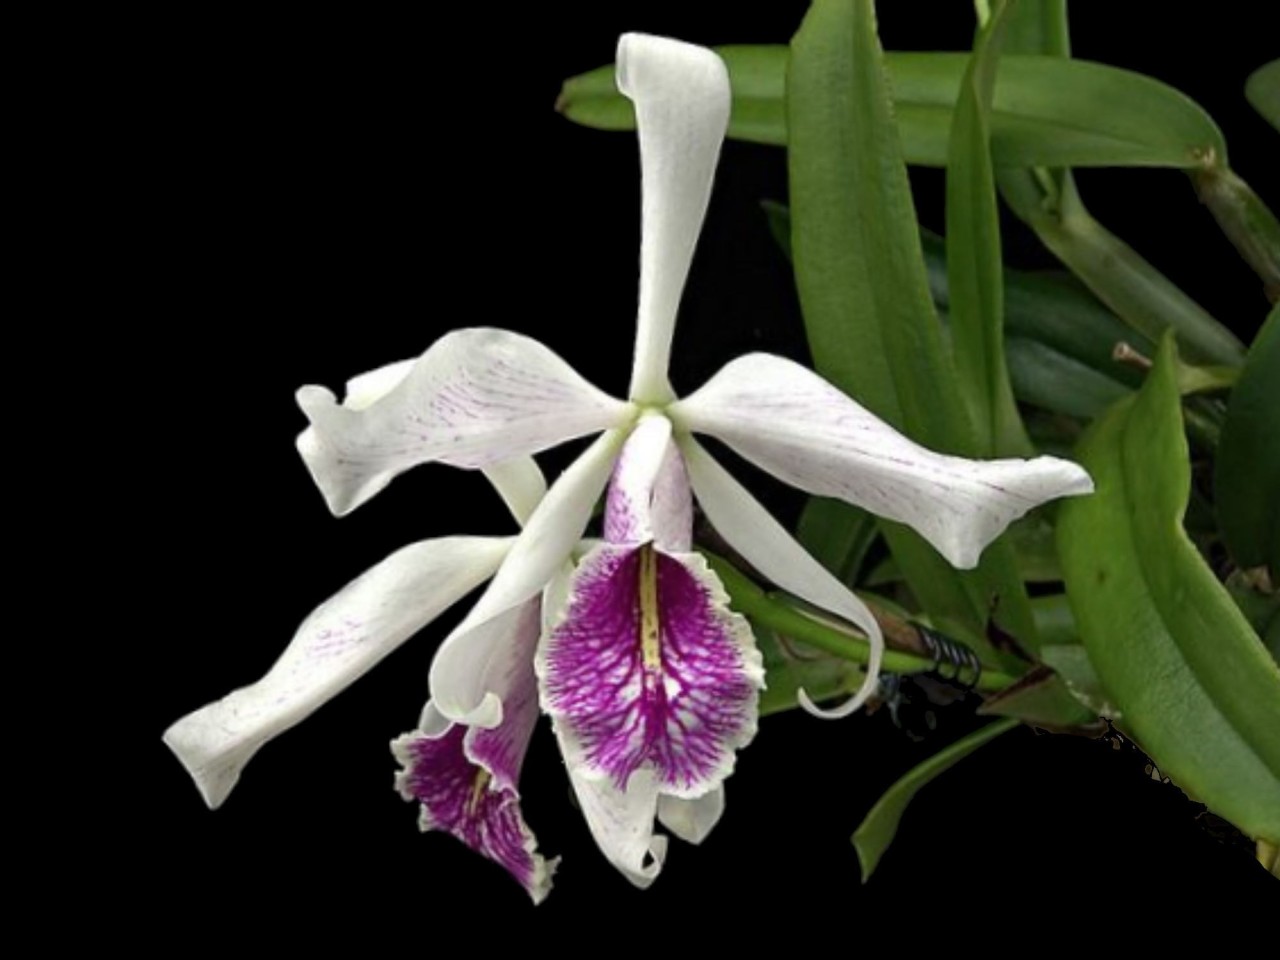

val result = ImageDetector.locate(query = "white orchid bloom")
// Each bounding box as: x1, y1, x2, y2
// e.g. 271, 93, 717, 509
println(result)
164, 33, 1093, 901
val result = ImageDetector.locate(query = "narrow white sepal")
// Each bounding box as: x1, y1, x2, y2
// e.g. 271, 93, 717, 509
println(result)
680, 438, 884, 718
430, 429, 628, 725
658, 786, 725, 845
163, 535, 513, 809
296, 328, 632, 516
618, 33, 731, 405
671, 354, 1094, 569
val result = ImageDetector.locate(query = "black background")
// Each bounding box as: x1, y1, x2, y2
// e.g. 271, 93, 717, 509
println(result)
139, 2, 1277, 934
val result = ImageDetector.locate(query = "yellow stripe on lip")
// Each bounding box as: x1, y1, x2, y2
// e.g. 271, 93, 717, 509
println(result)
639, 545, 662, 669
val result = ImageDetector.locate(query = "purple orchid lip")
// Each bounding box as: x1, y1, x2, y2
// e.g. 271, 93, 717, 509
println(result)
393, 597, 556, 903
540, 540, 762, 798
393, 725, 556, 904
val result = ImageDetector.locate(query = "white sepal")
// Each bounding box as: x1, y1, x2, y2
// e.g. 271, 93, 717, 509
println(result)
672, 353, 1094, 569
618, 33, 731, 405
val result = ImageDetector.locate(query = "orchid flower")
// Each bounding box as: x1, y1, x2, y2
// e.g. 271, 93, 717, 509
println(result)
164, 33, 1093, 902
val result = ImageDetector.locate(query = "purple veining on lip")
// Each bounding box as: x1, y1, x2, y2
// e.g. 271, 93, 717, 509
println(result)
393, 723, 554, 903
395, 597, 554, 901
540, 544, 761, 796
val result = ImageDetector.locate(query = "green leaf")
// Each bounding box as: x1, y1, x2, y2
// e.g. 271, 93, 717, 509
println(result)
560, 45, 1225, 169
1029, 594, 1077, 646
1001, 0, 1069, 58
1006, 336, 1132, 419
1215, 307, 1280, 577
1245, 60, 1280, 133
1005, 515, 1062, 583
1057, 333, 1280, 842
922, 229, 1151, 387
1224, 571, 1280, 666
853, 718, 1018, 880
769, 213, 1136, 421
795, 497, 879, 584
1174, 359, 1239, 396
761, 199, 792, 260
945, 0, 1031, 456
788, 0, 1038, 668
978, 665, 1100, 731
1039, 643, 1118, 718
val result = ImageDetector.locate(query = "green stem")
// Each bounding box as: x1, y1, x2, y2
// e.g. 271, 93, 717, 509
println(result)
1192, 164, 1280, 302
1043, 200, 1246, 366
999, 171, 1246, 367
705, 552, 1020, 693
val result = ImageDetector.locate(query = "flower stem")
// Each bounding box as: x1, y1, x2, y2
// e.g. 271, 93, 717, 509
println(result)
704, 552, 1020, 693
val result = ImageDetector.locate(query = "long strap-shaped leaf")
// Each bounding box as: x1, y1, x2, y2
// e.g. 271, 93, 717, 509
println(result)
1215, 306, 1280, 577
788, 0, 1038, 665
560, 48, 1225, 170
1246, 60, 1280, 133
946, 0, 1031, 457
853, 718, 1019, 880
1057, 333, 1280, 843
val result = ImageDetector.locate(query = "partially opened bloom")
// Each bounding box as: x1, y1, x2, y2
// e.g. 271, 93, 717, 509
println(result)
165, 33, 1093, 900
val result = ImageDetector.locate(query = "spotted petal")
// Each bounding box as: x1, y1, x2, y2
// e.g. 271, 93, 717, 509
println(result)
539, 543, 762, 799
297, 328, 632, 515
671, 354, 1094, 569
164, 535, 513, 809
619, 33, 731, 405
393, 598, 555, 903
681, 438, 884, 718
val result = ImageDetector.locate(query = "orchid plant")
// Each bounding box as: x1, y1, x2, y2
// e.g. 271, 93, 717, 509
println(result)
164, 33, 1096, 900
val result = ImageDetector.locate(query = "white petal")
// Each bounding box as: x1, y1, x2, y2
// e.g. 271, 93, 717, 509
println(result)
481, 457, 547, 527
429, 429, 627, 725
603, 412, 693, 551
618, 34, 731, 404
565, 760, 668, 889
671, 354, 1094, 569
680, 438, 883, 718
163, 535, 513, 809
296, 328, 632, 515
657, 786, 725, 845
